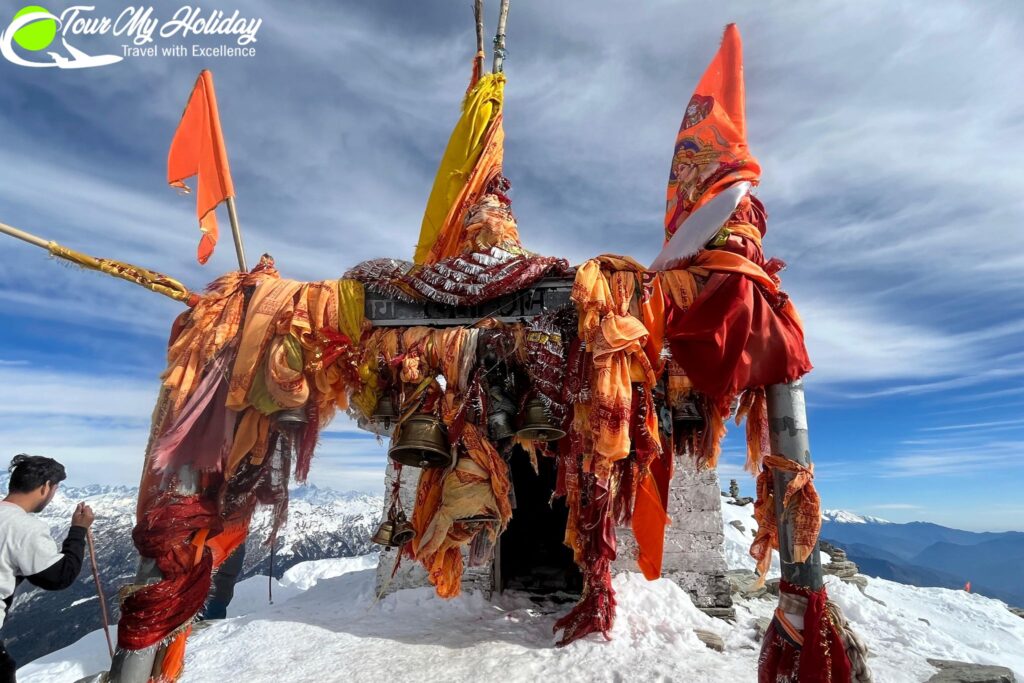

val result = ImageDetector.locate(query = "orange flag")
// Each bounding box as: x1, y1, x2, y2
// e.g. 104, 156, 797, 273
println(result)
664, 24, 761, 244
168, 70, 235, 265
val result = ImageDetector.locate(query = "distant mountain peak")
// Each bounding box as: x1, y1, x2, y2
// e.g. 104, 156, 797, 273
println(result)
822, 509, 891, 524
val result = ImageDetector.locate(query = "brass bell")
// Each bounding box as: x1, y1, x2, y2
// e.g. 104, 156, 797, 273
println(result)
487, 385, 516, 441
372, 510, 416, 547
371, 519, 395, 546
389, 414, 452, 468
275, 407, 308, 429
516, 397, 566, 442
370, 394, 398, 433
672, 397, 704, 428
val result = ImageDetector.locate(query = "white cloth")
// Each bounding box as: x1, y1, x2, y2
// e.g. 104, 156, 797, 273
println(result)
0, 501, 63, 623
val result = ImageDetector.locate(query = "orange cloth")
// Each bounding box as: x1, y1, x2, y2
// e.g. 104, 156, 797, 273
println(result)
572, 258, 658, 481
226, 278, 303, 410
736, 388, 769, 474
162, 270, 270, 416
167, 70, 236, 265
664, 24, 760, 243
750, 455, 822, 585
410, 423, 512, 598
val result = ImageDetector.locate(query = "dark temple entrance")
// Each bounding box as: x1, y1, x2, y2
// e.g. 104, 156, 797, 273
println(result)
495, 450, 582, 596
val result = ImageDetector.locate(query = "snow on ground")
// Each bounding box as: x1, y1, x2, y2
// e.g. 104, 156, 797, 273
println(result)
19, 502, 1024, 683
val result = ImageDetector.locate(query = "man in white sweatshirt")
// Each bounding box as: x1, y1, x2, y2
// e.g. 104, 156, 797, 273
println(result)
0, 455, 94, 682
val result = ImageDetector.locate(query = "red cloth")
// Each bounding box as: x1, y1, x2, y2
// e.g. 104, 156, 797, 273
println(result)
666, 236, 811, 409
554, 475, 617, 647
759, 582, 852, 683
118, 495, 223, 650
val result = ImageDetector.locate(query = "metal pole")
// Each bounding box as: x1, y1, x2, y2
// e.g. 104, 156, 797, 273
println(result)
109, 466, 200, 682
225, 196, 247, 272
765, 380, 823, 590
0, 220, 49, 248
492, 0, 509, 73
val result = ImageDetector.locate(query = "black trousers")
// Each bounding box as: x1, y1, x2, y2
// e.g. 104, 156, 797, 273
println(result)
0, 640, 15, 683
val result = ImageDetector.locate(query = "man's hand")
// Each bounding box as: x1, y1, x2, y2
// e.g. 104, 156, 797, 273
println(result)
71, 502, 95, 528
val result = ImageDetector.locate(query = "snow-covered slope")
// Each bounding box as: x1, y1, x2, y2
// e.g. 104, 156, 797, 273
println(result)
19, 500, 1024, 683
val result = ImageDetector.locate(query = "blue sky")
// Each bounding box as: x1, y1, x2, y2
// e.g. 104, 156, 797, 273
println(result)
1, 1, 1022, 531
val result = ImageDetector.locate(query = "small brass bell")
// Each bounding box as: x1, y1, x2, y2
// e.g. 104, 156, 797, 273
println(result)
672, 397, 704, 428
275, 407, 308, 429
371, 519, 395, 546
516, 397, 566, 442
372, 510, 416, 547
370, 394, 398, 435
391, 516, 416, 546
487, 385, 516, 441
389, 414, 452, 468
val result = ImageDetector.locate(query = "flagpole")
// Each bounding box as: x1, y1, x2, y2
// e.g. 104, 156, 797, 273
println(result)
474, 0, 485, 75
492, 0, 509, 73
225, 196, 247, 271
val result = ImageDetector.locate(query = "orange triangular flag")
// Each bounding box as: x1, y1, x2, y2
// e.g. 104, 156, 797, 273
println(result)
664, 24, 761, 243
168, 70, 235, 265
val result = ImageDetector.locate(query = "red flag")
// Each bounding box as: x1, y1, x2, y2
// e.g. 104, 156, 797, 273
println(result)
965, 581, 971, 592
167, 70, 235, 265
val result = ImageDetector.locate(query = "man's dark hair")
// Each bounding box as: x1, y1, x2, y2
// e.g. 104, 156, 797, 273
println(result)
8, 454, 67, 493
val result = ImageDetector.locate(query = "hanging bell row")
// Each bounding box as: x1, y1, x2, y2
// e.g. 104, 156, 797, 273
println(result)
372, 509, 416, 548
515, 397, 566, 442
388, 414, 453, 469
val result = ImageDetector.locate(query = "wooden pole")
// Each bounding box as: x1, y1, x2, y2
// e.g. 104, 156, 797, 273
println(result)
765, 380, 824, 590
225, 197, 247, 272
474, 0, 486, 75
492, 0, 510, 73
86, 528, 115, 659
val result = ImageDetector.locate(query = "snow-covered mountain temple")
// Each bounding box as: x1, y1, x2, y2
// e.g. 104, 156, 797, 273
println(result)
1, 6, 896, 683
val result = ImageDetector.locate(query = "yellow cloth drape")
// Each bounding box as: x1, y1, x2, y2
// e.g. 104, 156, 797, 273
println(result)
413, 72, 506, 264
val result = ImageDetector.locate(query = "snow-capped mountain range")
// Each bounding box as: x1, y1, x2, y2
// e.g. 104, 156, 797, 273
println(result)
821, 509, 892, 525
0, 476, 382, 665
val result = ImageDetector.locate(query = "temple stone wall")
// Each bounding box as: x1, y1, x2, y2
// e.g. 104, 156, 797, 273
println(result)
611, 453, 734, 615
375, 453, 733, 616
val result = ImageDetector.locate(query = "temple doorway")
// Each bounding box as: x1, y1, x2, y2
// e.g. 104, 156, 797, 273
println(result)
495, 449, 582, 597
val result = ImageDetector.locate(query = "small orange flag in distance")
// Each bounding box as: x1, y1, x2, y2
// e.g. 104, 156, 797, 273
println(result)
167, 70, 236, 265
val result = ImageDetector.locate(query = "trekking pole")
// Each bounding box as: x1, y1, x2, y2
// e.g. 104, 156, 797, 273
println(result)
86, 527, 115, 659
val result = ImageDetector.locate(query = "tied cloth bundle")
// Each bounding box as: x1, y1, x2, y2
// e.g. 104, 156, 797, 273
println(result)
759, 582, 853, 683
750, 455, 821, 586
